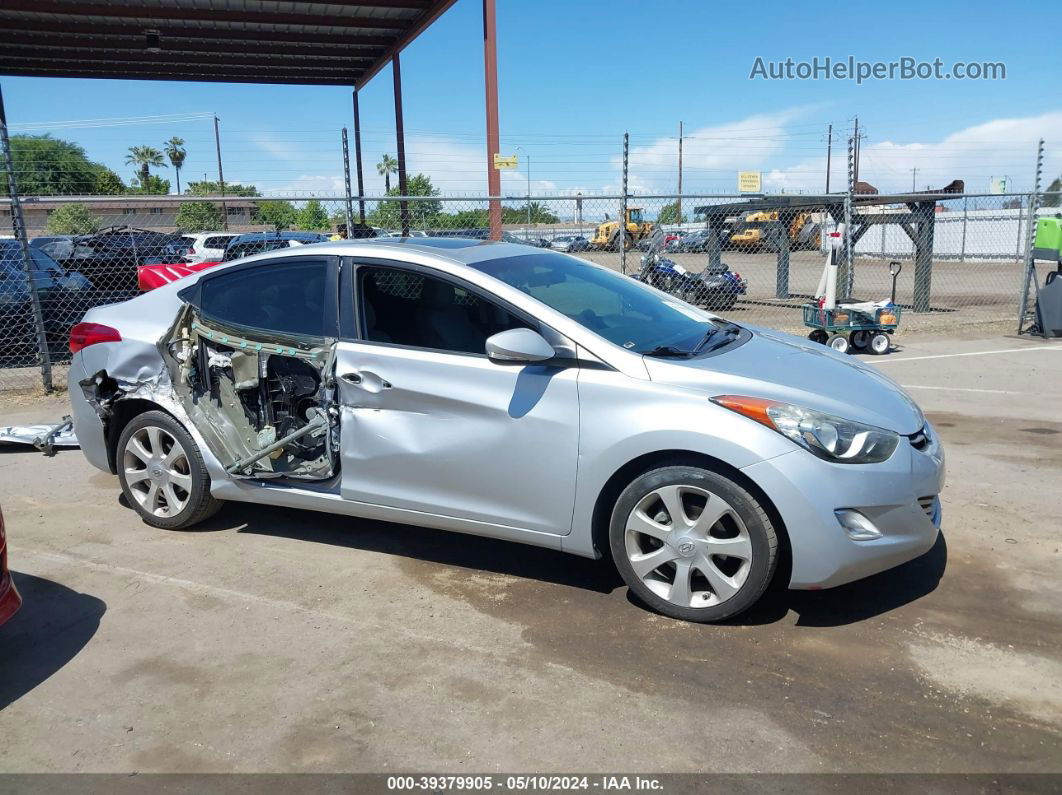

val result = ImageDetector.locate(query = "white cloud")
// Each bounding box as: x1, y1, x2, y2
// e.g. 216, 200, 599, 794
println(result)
242, 109, 1061, 199
763, 110, 1062, 194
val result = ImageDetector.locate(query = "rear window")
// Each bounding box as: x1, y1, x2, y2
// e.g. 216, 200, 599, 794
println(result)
198, 259, 329, 337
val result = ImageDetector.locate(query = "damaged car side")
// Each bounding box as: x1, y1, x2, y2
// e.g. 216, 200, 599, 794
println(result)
68, 239, 944, 623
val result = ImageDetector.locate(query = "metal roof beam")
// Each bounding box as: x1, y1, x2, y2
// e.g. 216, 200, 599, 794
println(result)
0, 18, 394, 47
0, 48, 375, 69
0, 2, 415, 29
0, 65, 356, 86
1, 35, 384, 58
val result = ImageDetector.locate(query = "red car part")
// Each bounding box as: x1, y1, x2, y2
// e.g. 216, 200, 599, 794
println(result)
0, 506, 22, 626
137, 260, 220, 291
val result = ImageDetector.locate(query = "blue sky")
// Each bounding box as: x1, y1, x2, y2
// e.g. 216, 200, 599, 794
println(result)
4, 0, 1059, 196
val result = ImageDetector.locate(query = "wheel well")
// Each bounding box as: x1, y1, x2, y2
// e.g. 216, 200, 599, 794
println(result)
105, 399, 172, 473
590, 450, 791, 568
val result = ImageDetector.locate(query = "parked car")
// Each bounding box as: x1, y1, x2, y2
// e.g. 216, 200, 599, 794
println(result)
47, 226, 187, 294
180, 232, 238, 264
221, 231, 331, 262
1, 239, 93, 366
550, 235, 590, 253
0, 505, 22, 627
136, 231, 332, 291
67, 239, 944, 623
29, 235, 75, 261
668, 229, 713, 253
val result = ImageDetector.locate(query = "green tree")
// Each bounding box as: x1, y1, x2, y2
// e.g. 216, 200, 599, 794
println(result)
128, 174, 171, 194
296, 199, 330, 231
377, 154, 398, 193
1, 134, 122, 196
657, 200, 686, 225
46, 203, 99, 235
164, 137, 187, 194
255, 200, 297, 230
92, 166, 126, 195
125, 145, 166, 188
1044, 177, 1062, 208
503, 202, 559, 224
175, 201, 224, 231
370, 173, 442, 230
188, 180, 260, 197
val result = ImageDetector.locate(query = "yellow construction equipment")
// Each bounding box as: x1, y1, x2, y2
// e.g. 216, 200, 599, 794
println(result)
729, 210, 820, 251
590, 207, 655, 250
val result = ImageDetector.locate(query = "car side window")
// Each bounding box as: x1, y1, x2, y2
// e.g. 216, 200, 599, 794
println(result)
198, 258, 329, 337
358, 266, 529, 355
204, 236, 230, 249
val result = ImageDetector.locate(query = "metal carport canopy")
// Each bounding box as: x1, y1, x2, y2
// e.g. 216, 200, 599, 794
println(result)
0, 0, 458, 88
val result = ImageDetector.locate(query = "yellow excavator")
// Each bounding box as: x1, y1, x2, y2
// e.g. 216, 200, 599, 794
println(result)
590, 207, 655, 250
729, 210, 820, 251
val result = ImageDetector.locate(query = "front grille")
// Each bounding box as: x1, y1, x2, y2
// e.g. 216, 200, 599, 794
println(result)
917, 496, 937, 519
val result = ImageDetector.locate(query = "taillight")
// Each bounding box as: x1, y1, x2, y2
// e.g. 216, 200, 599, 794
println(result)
70, 322, 122, 353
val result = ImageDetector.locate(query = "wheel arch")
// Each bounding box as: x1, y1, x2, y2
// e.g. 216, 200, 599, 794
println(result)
105, 399, 178, 474
590, 449, 791, 571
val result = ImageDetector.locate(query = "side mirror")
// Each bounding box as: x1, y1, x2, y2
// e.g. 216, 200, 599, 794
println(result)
485, 328, 555, 364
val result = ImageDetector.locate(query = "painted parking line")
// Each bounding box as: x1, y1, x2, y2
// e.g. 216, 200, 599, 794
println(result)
900, 384, 1028, 395
877, 345, 1061, 364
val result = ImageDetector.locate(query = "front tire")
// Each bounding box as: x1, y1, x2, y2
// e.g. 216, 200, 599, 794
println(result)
609, 465, 778, 622
117, 410, 222, 530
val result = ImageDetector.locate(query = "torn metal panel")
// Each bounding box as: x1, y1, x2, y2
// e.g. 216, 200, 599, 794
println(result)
162, 308, 340, 481
0, 417, 79, 455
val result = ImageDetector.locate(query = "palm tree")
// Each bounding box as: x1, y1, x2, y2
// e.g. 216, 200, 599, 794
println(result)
377, 154, 398, 193
164, 137, 187, 194
125, 145, 166, 189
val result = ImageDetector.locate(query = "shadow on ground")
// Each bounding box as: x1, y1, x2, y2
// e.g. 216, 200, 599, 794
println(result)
0, 572, 106, 710
221, 502, 946, 627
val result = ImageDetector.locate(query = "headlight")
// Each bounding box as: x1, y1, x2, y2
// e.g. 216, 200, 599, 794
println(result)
711, 395, 899, 464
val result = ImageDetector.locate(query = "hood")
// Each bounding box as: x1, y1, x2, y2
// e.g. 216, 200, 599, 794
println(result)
644, 326, 925, 434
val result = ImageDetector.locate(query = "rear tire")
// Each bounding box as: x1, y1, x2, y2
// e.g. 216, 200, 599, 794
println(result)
869, 332, 891, 355
117, 410, 222, 530
609, 465, 778, 623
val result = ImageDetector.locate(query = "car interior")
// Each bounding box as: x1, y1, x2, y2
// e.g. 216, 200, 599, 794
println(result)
359, 267, 529, 354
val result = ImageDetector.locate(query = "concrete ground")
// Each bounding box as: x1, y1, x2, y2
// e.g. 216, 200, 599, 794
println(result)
0, 333, 1059, 773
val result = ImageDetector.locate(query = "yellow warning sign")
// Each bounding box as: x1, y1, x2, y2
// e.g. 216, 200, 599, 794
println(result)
737, 171, 762, 193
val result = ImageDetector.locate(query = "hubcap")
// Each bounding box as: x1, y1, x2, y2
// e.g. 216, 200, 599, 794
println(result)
123, 426, 192, 518
624, 484, 752, 609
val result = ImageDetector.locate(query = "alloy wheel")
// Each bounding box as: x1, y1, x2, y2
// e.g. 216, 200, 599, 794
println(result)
123, 425, 193, 518
624, 484, 753, 608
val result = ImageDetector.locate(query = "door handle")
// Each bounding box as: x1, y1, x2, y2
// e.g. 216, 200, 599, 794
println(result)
341, 371, 392, 390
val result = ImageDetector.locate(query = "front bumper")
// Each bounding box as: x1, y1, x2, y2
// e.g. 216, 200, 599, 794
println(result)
742, 426, 945, 589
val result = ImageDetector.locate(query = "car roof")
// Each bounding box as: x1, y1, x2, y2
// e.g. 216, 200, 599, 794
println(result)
227, 231, 328, 245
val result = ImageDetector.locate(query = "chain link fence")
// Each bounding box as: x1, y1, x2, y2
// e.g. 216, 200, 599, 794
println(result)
1, 191, 1057, 393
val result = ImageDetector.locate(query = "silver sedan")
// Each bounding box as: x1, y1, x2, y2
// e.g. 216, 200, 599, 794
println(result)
67, 239, 944, 622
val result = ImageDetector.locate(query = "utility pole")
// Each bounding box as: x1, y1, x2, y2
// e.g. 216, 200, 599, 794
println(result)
620, 132, 629, 275
852, 116, 860, 187
214, 115, 228, 230
677, 120, 683, 225
911, 168, 918, 192
483, 0, 502, 240
526, 154, 531, 226
341, 127, 354, 237
825, 123, 832, 192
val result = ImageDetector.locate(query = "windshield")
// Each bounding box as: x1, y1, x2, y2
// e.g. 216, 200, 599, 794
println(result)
629, 208, 644, 224
470, 252, 724, 355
